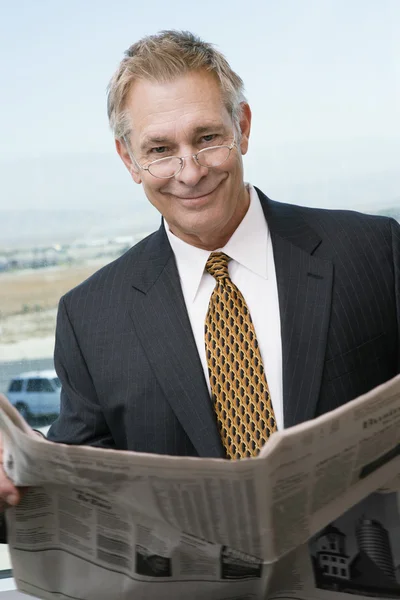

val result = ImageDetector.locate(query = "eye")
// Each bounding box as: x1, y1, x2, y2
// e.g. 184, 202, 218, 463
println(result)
201, 134, 217, 144
150, 146, 168, 155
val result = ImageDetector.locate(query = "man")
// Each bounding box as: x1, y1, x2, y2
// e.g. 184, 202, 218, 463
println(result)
0, 30, 399, 507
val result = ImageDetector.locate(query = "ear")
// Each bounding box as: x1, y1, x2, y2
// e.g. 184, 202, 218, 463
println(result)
115, 138, 142, 184
238, 103, 252, 156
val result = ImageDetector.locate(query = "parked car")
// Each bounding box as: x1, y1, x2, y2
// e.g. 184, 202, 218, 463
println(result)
7, 370, 61, 420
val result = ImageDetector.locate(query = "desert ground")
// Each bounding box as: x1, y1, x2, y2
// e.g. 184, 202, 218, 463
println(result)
0, 261, 106, 359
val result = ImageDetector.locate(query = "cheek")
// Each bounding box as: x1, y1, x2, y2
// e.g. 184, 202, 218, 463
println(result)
142, 181, 166, 206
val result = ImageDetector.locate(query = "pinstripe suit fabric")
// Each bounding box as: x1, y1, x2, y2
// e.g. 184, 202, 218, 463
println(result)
47, 189, 400, 458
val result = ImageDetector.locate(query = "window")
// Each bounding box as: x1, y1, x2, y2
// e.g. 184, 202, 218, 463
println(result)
1, 2, 398, 597
7, 380, 23, 393
26, 378, 54, 393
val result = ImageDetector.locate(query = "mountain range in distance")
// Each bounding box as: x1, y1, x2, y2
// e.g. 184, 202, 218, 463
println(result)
0, 200, 399, 250
0, 206, 160, 249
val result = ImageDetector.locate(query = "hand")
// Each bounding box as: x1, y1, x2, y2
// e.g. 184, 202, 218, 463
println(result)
0, 393, 34, 511
0, 433, 26, 512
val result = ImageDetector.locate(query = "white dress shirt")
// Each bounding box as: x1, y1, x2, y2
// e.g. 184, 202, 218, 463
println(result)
165, 184, 284, 430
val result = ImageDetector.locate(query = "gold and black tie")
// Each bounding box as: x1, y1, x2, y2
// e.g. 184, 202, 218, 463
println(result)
205, 252, 277, 459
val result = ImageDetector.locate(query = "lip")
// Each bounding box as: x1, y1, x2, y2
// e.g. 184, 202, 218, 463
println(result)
175, 182, 221, 204
180, 193, 211, 201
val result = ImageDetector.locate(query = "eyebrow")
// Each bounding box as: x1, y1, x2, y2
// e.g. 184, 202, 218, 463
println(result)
140, 124, 226, 152
140, 136, 170, 152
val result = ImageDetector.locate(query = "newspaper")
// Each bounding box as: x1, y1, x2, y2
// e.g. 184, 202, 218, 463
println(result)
0, 374, 399, 600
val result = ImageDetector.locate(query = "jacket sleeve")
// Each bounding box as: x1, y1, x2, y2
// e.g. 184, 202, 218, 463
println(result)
47, 295, 115, 448
390, 218, 400, 373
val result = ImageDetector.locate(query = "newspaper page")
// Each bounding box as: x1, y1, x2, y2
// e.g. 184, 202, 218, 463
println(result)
262, 374, 400, 561
263, 375, 400, 600
0, 374, 399, 600
1, 399, 270, 600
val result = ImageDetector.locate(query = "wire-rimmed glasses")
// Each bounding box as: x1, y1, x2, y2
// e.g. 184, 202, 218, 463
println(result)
124, 136, 236, 179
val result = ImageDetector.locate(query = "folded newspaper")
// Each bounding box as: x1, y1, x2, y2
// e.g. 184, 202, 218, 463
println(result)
0, 375, 400, 600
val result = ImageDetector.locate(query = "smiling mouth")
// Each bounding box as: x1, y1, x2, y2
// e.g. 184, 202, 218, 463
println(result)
176, 183, 220, 201
179, 193, 211, 200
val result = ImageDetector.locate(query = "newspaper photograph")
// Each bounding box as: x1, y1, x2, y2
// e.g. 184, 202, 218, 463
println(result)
0, 374, 399, 599
268, 491, 400, 600
310, 492, 400, 597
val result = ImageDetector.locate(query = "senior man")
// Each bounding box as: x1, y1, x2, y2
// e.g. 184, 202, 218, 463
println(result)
1, 30, 399, 509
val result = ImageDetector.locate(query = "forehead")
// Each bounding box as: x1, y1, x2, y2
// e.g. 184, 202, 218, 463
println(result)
125, 70, 232, 142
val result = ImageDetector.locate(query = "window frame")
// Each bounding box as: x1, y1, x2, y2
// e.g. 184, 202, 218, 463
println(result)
7, 380, 23, 393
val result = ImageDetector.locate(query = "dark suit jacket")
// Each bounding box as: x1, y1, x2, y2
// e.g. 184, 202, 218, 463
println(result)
47, 188, 400, 457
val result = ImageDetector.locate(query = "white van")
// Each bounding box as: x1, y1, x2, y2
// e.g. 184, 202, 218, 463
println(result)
7, 370, 61, 420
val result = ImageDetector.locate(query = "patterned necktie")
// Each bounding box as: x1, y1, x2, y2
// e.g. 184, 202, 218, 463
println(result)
204, 252, 277, 459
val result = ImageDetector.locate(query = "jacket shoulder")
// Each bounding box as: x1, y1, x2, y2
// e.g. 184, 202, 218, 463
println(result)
297, 206, 399, 251
298, 204, 394, 229
61, 229, 160, 305
255, 186, 396, 234
269, 200, 395, 239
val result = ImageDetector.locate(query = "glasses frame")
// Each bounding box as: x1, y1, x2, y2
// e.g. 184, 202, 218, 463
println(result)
123, 135, 237, 179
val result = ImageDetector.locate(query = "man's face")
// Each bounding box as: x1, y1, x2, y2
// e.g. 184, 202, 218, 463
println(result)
117, 70, 251, 249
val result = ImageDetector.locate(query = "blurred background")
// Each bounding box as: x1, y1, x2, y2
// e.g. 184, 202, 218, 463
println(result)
0, 0, 399, 568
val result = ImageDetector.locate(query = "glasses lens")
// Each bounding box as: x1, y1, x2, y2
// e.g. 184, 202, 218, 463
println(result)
196, 146, 231, 168
148, 157, 182, 178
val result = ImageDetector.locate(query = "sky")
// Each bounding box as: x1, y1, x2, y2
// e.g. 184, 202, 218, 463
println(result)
0, 0, 399, 218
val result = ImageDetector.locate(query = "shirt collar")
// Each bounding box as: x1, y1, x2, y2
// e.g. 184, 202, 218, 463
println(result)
165, 184, 269, 303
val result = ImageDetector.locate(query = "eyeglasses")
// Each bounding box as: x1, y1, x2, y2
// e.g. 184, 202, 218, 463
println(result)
123, 136, 236, 179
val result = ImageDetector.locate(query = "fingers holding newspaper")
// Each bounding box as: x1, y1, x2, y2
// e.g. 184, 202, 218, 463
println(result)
0, 433, 25, 509
0, 393, 32, 510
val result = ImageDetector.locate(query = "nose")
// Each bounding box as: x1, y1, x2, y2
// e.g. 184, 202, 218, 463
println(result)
174, 155, 209, 186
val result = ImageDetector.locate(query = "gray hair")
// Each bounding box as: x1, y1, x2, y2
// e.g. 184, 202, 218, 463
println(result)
107, 30, 246, 141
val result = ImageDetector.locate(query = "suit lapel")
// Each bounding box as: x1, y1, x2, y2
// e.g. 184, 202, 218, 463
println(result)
129, 188, 333, 446
257, 188, 333, 427
129, 225, 225, 458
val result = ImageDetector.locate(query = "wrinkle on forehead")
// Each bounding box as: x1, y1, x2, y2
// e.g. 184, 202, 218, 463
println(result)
125, 72, 233, 149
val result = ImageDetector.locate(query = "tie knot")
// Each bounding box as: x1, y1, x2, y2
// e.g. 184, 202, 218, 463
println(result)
205, 252, 231, 281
